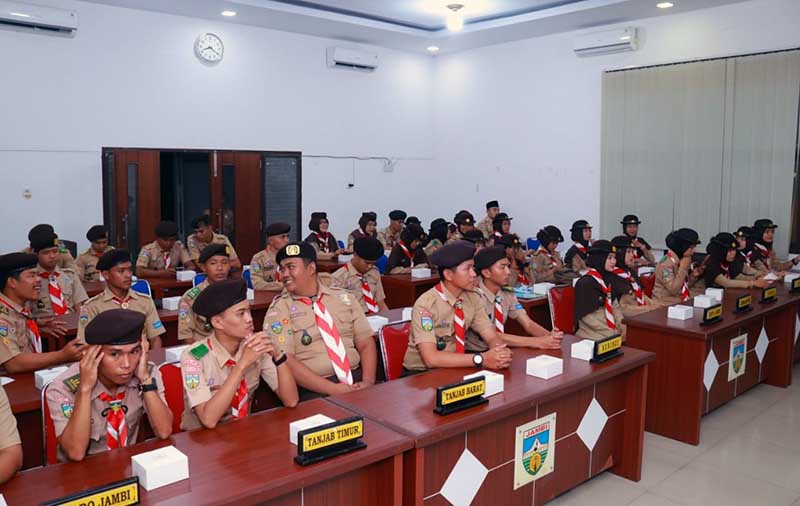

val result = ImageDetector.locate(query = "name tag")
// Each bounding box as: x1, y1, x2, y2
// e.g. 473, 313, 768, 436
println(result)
761, 286, 777, 303
735, 294, 752, 313
701, 304, 723, 326
42, 477, 139, 506
434, 377, 488, 415
295, 416, 367, 466
792, 278, 800, 293
591, 334, 623, 363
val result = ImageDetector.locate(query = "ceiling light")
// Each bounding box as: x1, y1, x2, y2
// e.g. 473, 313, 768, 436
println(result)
656, 2, 674, 8
446, 3, 464, 32
619, 35, 631, 40
10, 12, 31, 18
427, 45, 440, 53
221, 10, 237, 17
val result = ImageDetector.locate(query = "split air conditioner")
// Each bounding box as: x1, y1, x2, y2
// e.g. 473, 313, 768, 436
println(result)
574, 27, 638, 56
326, 46, 379, 72
0, 0, 77, 33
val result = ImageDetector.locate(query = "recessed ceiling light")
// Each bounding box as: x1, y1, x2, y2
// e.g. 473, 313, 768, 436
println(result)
656, 2, 674, 8
221, 10, 237, 17
427, 46, 440, 53
10, 12, 31, 18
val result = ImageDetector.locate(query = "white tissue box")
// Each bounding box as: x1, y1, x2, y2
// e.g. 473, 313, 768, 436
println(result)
570, 340, 594, 362
693, 295, 715, 308
402, 307, 413, 321
131, 445, 189, 491
35, 366, 68, 389
176, 270, 196, 282
162, 296, 181, 310
338, 254, 353, 263
668, 305, 694, 320
526, 355, 563, 379
463, 370, 504, 397
705, 288, 724, 303
638, 266, 655, 276
533, 283, 555, 295
573, 277, 580, 287
290, 414, 335, 445
165, 345, 190, 363
366, 315, 388, 333
411, 268, 432, 278
784, 273, 800, 284
764, 272, 779, 281
247, 288, 255, 301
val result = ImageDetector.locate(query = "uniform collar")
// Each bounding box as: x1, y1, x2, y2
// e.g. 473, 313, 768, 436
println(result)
101, 287, 137, 301
0, 292, 25, 314
36, 265, 62, 276
208, 333, 245, 369
436, 282, 463, 306
288, 280, 332, 301
477, 279, 501, 301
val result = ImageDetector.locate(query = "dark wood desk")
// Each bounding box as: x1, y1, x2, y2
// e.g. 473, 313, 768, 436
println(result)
83, 279, 193, 299
328, 339, 654, 506
317, 259, 348, 273
380, 274, 440, 309
624, 284, 799, 445
1, 398, 412, 506
511, 296, 552, 331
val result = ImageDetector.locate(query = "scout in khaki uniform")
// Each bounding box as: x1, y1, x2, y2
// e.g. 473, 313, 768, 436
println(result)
78, 250, 164, 348
403, 241, 514, 372
178, 244, 232, 342
377, 210, 406, 250
0, 253, 83, 373
331, 237, 388, 314
46, 310, 173, 462
386, 223, 429, 274
750, 218, 797, 274
135, 221, 194, 278
489, 212, 512, 242
22, 224, 75, 270
466, 246, 563, 353
532, 226, 573, 284
703, 233, 771, 290
609, 236, 661, 319
186, 214, 241, 271
735, 226, 767, 277
0, 385, 21, 484
267, 243, 377, 400
476, 200, 500, 239
347, 212, 378, 251
574, 241, 625, 341
181, 279, 298, 430
652, 228, 704, 306
30, 228, 88, 319
424, 218, 450, 258
250, 222, 291, 291
564, 220, 592, 276
621, 215, 656, 266
75, 225, 114, 283
447, 211, 476, 244
497, 234, 534, 287
304, 212, 345, 260
462, 229, 488, 252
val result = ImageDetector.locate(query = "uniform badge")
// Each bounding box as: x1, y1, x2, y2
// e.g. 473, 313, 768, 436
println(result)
282, 318, 289, 325
2, 339, 8, 346
300, 331, 313, 346
0, 306, 8, 315
186, 287, 201, 300
0, 327, 7, 338
290, 306, 298, 313
252, 262, 262, 273
179, 309, 189, 321
514, 303, 523, 310
190, 344, 209, 359
278, 335, 286, 344
662, 269, 672, 279
153, 320, 163, 329
121, 302, 130, 309
265, 261, 273, 270
61, 403, 74, 418
421, 317, 434, 332
63, 374, 81, 393
79, 310, 89, 325
37, 300, 45, 309
418, 309, 432, 318
184, 374, 200, 390
271, 322, 283, 334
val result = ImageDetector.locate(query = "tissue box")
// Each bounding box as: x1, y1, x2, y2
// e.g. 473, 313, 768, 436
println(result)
402, 307, 413, 321
366, 315, 388, 333
35, 366, 68, 389
463, 370, 504, 397
526, 355, 563, 379
668, 305, 694, 320
290, 414, 335, 445
705, 288, 724, 303
638, 266, 655, 276
693, 295, 715, 308
411, 268, 432, 278
176, 270, 196, 282
338, 254, 353, 263
570, 340, 594, 362
247, 288, 255, 301
162, 296, 181, 311
533, 283, 555, 295
165, 345, 190, 363
784, 273, 800, 284
131, 445, 189, 491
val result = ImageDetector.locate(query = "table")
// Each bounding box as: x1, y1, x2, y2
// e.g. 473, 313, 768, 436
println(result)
83, 279, 193, 299
512, 296, 552, 331
328, 338, 654, 506
317, 259, 348, 273
0, 398, 412, 506
380, 274, 441, 309
624, 284, 799, 445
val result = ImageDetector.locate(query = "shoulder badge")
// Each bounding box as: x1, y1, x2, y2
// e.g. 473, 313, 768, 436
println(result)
0, 306, 8, 316
63, 374, 81, 393
659, 255, 668, 263
186, 287, 201, 300
190, 343, 209, 359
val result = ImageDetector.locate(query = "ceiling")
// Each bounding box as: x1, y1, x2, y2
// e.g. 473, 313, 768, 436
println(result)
83, 0, 752, 54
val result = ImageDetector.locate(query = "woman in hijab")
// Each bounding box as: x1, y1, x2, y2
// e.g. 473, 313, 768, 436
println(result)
424, 218, 449, 259
704, 232, 770, 289
386, 224, 429, 274
347, 211, 378, 251
750, 219, 797, 274
303, 212, 344, 260
609, 236, 660, 318
621, 215, 655, 266
574, 240, 625, 340
652, 228, 704, 306
532, 226, 574, 284
734, 226, 767, 277
490, 213, 513, 242
564, 220, 592, 276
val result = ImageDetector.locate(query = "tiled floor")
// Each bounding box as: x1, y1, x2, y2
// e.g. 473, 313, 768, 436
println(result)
547, 365, 800, 506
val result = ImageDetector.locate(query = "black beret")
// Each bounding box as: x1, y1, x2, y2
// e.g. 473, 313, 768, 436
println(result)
753, 218, 777, 230
86, 225, 108, 242
191, 215, 211, 228
430, 240, 476, 269
276, 242, 317, 264
401, 223, 427, 244
710, 232, 737, 250
405, 216, 421, 226
454, 211, 475, 226
30, 229, 59, 252
497, 234, 521, 249
474, 246, 506, 272
588, 240, 615, 256
198, 243, 230, 263
266, 222, 291, 237
675, 228, 701, 245
28, 224, 54, 242
0, 253, 38, 277
97, 249, 131, 271
308, 212, 328, 232
192, 278, 248, 319
610, 235, 633, 250
429, 218, 447, 230
537, 226, 564, 244
85, 309, 145, 346
621, 215, 641, 225
310, 212, 327, 220
486, 200, 499, 210
389, 210, 407, 221
665, 228, 700, 256
570, 220, 592, 232
361, 212, 378, 222
462, 229, 486, 244
155, 221, 179, 238
353, 237, 384, 261
492, 212, 513, 225
736, 226, 752, 238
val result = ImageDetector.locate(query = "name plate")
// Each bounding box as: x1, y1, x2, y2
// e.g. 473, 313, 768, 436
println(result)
700, 304, 723, 326
761, 286, 778, 303
295, 416, 367, 466
42, 477, 139, 506
792, 278, 800, 293
434, 377, 488, 416
735, 294, 752, 313
591, 334, 623, 363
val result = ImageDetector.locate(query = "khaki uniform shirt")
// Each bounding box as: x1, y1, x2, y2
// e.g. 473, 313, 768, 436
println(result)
266, 284, 373, 377
0, 293, 38, 367
509, 263, 536, 287
476, 217, 493, 239
250, 249, 282, 291
531, 249, 566, 283
465, 281, 526, 352
180, 334, 278, 431
652, 254, 699, 306
32, 266, 88, 319
575, 303, 624, 341
330, 263, 386, 313
178, 282, 211, 342
376, 226, 401, 250
423, 238, 444, 259
46, 361, 166, 462
763, 249, 794, 272
0, 386, 20, 450
75, 246, 115, 283
404, 284, 495, 371
77, 288, 165, 343
22, 245, 75, 270
136, 241, 191, 271
186, 233, 238, 263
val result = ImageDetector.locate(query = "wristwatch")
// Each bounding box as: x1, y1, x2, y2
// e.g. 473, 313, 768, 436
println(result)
472, 353, 484, 368
272, 353, 288, 366
138, 378, 158, 394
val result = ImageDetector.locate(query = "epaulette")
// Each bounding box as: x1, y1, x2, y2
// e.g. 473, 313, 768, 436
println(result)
185, 287, 201, 300
189, 342, 209, 359
63, 374, 81, 393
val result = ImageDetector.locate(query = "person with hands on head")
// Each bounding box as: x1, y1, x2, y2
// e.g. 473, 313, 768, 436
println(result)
653, 228, 703, 306
46, 310, 172, 462
136, 221, 194, 278
621, 215, 655, 266
181, 279, 298, 430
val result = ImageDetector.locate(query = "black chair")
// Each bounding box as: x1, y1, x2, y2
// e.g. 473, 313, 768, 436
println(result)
59, 239, 77, 259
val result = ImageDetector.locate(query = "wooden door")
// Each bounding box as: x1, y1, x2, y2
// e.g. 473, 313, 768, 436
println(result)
104, 149, 161, 252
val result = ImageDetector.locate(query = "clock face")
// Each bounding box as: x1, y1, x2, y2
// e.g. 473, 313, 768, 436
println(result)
195, 33, 224, 63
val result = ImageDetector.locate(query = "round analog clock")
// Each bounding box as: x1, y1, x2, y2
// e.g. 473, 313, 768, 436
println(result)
195, 32, 224, 63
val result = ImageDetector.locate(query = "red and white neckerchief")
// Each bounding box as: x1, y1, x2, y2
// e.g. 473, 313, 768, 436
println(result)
344, 264, 379, 314
111, 293, 131, 309
0, 296, 41, 353
398, 241, 414, 267
517, 265, 531, 286
740, 250, 753, 266
587, 268, 616, 330
493, 231, 503, 239
493, 294, 504, 333
315, 232, 331, 253
435, 283, 465, 353
573, 242, 588, 255
163, 250, 172, 269
39, 271, 67, 315
224, 359, 249, 419
298, 295, 353, 384
537, 246, 558, 268
630, 237, 641, 259
667, 253, 690, 301
98, 391, 128, 450
611, 268, 645, 306
754, 243, 769, 257
719, 262, 730, 278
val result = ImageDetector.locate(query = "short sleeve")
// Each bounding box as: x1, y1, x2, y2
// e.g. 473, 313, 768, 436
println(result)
265, 300, 295, 356
180, 353, 211, 409
72, 275, 89, 306
351, 308, 375, 344
136, 248, 150, 268
177, 299, 194, 341
0, 318, 23, 365
225, 237, 239, 260
507, 293, 525, 320
143, 300, 166, 339
144, 364, 168, 407
0, 386, 20, 450
178, 243, 191, 265
410, 303, 437, 346
373, 275, 386, 303
45, 380, 74, 439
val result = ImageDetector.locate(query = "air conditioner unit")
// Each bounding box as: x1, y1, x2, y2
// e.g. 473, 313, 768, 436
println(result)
0, 0, 77, 33
573, 27, 637, 56
326, 47, 378, 72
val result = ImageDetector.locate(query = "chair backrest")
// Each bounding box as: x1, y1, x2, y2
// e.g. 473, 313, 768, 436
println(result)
640, 272, 656, 298
337, 240, 345, 249
59, 239, 78, 259
375, 254, 388, 274
131, 279, 152, 297
526, 238, 540, 251
243, 269, 253, 289
547, 285, 575, 334
41, 382, 58, 466
192, 274, 207, 287
378, 321, 411, 381
159, 363, 185, 435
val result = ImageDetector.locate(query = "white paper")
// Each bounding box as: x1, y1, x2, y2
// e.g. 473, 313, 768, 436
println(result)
764, 272, 779, 281
0, 493, 7, 506
440, 450, 488, 506
0, 378, 12, 386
